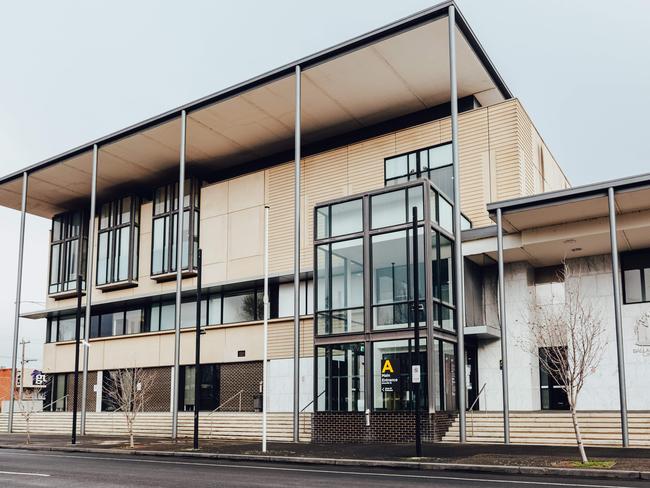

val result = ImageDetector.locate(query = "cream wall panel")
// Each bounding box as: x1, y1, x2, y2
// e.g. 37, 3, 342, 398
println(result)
458, 108, 490, 227
228, 206, 263, 260
200, 214, 228, 266
227, 171, 264, 212
201, 182, 228, 219
266, 162, 295, 275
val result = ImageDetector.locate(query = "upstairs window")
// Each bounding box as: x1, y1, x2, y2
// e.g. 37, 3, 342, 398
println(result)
49, 210, 87, 295
384, 143, 453, 198
622, 250, 650, 304
151, 178, 200, 277
97, 196, 140, 288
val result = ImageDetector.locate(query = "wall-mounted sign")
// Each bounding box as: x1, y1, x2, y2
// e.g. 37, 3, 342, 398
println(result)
380, 357, 399, 392
411, 364, 421, 384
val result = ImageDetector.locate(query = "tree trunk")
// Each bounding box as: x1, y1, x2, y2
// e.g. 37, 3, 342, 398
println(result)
570, 407, 588, 464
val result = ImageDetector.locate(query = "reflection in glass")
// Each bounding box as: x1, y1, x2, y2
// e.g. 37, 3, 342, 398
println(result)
317, 343, 365, 411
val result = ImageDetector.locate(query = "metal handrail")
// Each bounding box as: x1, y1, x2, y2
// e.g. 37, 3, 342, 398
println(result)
468, 382, 487, 437
300, 391, 325, 435
42, 394, 68, 412
207, 390, 244, 439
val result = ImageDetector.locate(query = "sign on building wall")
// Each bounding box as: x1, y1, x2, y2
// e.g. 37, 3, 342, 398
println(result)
380, 357, 399, 393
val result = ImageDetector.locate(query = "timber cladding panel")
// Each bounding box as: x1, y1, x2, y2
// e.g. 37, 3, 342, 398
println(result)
268, 319, 313, 360
264, 99, 562, 276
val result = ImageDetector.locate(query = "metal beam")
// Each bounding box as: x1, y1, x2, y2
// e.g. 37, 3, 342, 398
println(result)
81, 144, 98, 435
607, 187, 629, 447
448, 4, 466, 442
171, 110, 187, 440
293, 65, 302, 442
496, 208, 510, 444
7, 171, 28, 433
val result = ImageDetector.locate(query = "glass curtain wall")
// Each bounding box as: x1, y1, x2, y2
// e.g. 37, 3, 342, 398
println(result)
314, 179, 459, 413
48, 210, 88, 295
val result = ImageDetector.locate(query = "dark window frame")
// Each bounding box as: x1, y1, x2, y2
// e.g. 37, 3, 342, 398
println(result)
621, 250, 650, 304
48, 210, 88, 296
96, 196, 140, 287
151, 178, 200, 277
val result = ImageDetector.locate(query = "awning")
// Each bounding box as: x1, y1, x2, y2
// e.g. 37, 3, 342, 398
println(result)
0, 1, 510, 219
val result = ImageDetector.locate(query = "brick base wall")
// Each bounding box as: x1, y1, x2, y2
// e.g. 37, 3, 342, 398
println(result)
312, 411, 454, 443
219, 361, 262, 412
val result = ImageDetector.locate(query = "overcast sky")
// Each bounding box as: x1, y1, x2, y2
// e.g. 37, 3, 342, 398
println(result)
1, 0, 648, 367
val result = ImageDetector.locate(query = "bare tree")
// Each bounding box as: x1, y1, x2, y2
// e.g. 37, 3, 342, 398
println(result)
521, 262, 607, 463
103, 368, 155, 448
17, 391, 38, 445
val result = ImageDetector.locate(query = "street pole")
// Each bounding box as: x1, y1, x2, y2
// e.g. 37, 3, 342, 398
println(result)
412, 206, 422, 457
72, 274, 83, 445
292, 65, 302, 442
8, 171, 28, 433
262, 205, 270, 453
19, 339, 30, 404
193, 249, 203, 450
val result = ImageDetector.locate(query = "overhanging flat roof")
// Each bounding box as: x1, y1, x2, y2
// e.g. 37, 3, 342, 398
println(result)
0, 1, 512, 219
487, 172, 650, 232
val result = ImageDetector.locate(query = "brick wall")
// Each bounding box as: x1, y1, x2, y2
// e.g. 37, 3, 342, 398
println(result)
312, 411, 454, 443
219, 361, 262, 412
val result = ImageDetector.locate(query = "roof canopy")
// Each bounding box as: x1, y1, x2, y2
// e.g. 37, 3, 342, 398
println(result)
475, 173, 650, 266
0, 1, 510, 219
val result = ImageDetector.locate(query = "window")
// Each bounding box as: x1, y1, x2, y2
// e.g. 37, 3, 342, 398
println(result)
316, 239, 364, 335
223, 290, 262, 324
49, 210, 87, 295
622, 250, 650, 304
373, 339, 427, 411
47, 315, 85, 343
371, 229, 424, 330
151, 178, 200, 276
317, 343, 365, 411
97, 196, 140, 287
179, 364, 219, 411
45, 374, 67, 412
370, 186, 423, 229
316, 199, 363, 239
384, 143, 453, 198
433, 339, 457, 411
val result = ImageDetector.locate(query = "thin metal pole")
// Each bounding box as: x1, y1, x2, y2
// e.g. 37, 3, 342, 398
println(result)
607, 187, 629, 447
8, 171, 28, 433
262, 205, 270, 453
448, 4, 466, 441
72, 274, 83, 444
193, 249, 202, 450
412, 207, 422, 457
293, 64, 301, 442
496, 208, 510, 444
81, 144, 98, 435
172, 110, 187, 440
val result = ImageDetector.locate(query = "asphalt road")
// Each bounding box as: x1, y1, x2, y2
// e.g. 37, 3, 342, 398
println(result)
0, 449, 648, 488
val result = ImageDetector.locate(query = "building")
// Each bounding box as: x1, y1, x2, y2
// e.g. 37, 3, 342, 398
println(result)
1, 2, 645, 446
0, 368, 47, 412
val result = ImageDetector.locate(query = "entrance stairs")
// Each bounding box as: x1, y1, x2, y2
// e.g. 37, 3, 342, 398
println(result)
442, 411, 650, 447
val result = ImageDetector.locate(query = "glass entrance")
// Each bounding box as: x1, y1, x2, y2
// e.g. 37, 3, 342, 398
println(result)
539, 348, 569, 410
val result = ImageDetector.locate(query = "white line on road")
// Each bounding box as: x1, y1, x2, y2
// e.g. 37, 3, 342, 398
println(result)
3, 450, 640, 488
0, 470, 50, 477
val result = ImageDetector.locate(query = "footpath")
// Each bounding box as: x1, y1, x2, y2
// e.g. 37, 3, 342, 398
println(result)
1, 433, 649, 481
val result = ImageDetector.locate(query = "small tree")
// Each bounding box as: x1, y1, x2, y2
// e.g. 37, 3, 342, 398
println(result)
103, 368, 155, 448
521, 262, 607, 463
17, 392, 38, 445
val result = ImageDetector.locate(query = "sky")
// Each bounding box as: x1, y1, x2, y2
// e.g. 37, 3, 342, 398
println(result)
0, 0, 648, 367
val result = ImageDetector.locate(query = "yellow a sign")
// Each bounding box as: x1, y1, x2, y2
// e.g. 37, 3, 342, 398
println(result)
381, 359, 394, 374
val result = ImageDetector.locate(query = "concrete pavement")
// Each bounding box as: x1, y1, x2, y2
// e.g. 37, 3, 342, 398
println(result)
2, 448, 650, 488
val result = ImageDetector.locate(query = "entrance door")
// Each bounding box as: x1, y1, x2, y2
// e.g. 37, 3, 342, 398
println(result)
465, 346, 479, 411
539, 348, 569, 410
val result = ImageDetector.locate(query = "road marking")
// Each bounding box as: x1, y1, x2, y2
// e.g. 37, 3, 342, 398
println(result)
3, 450, 640, 488
0, 470, 50, 477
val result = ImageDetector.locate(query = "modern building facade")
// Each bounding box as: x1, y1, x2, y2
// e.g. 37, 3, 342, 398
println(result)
2, 2, 645, 446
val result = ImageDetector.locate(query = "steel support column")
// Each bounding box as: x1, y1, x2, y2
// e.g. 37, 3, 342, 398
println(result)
496, 208, 510, 444
607, 187, 629, 447
293, 65, 302, 442
448, 4, 466, 442
172, 110, 187, 440
81, 144, 98, 435
7, 171, 28, 433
